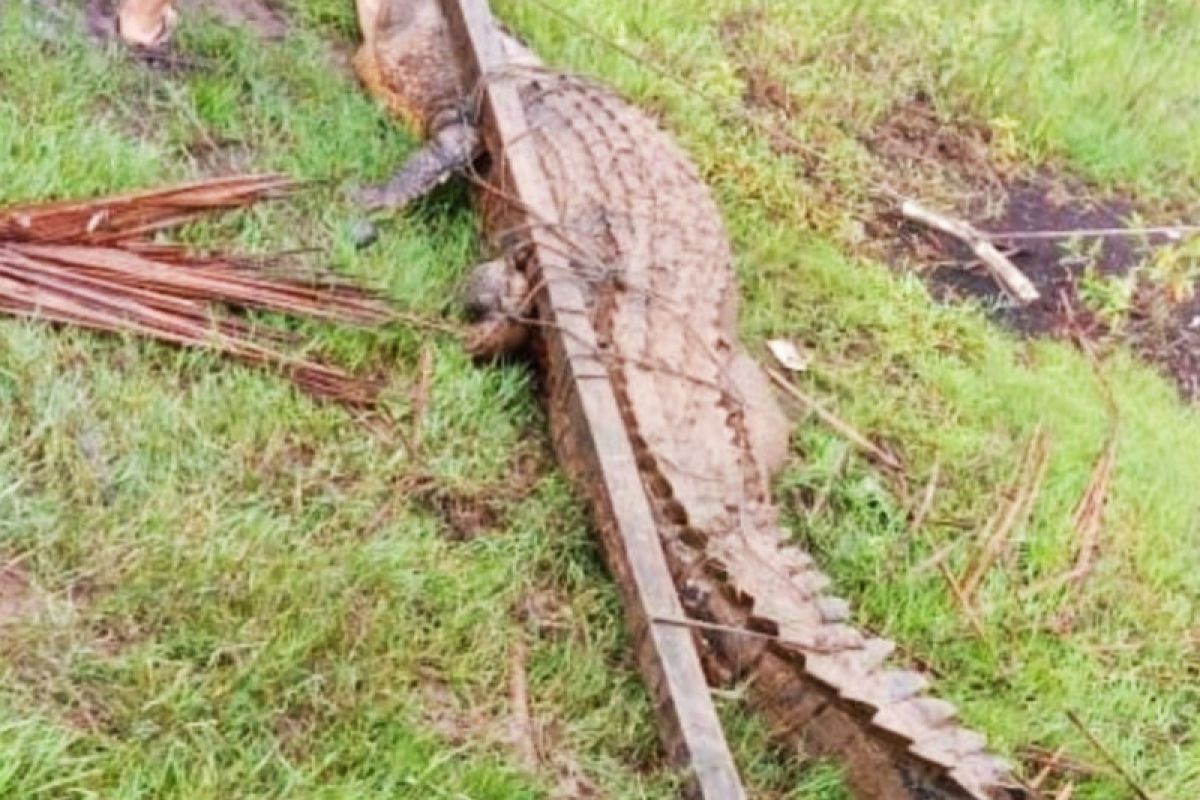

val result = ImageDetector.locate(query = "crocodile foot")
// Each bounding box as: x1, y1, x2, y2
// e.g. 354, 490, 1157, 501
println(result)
353, 119, 482, 211
462, 257, 531, 358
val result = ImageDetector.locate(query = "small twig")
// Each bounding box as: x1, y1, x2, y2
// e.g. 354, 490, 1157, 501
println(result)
507, 636, 539, 771
766, 368, 903, 471
1021, 745, 1104, 785
885, 459, 940, 578
1065, 437, 1117, 589
909, 459, 941, 536
1028, 436, 1116, 597
901, 198, 1040, 304
1066, 710, 1155, 800
411, 345, 435, 454
903, 487, 989, 639
1068, 320, 1119, 423
912, 541, 956, 577
937, 557, 989, 641
1028, 747, 1062, 791
961, 427, 1050, 601
808, 445, 851, 522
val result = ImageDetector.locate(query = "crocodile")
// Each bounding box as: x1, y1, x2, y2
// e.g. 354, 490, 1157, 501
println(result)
352, 2, 1025, 798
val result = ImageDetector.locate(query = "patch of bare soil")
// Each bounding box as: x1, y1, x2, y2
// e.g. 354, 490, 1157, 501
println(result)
177, 0, 288, 41
715, 19, 1200, 402
867, 94, 1008, 206
718, 9, 821, 172
0, 567, 128, 732
416, 658, 600, 798
0, 565, 44, 627
405, 448, 550, 542
871, 96, 1200, 400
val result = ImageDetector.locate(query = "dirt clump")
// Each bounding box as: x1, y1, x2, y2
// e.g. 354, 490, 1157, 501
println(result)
868, 94, 1007, 206
404, 448, 550, 542
416, 664, 600, 798
871, 95, 1200, 401
0, 565, 45, 627
178, 0, 288, 40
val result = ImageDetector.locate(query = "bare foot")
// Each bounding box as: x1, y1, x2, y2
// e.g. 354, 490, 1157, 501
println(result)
87, 0, 177, 50
117, 1, 178, 48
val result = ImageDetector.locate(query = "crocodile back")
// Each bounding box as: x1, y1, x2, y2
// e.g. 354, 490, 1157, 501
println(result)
495, 76, 754, 527
479, 73, 1021, 800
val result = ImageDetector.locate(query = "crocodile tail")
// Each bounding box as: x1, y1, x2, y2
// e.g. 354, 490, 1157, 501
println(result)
677, 501, 1025, 800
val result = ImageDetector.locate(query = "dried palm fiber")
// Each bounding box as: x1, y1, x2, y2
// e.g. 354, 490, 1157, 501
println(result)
0, 175, 390, 406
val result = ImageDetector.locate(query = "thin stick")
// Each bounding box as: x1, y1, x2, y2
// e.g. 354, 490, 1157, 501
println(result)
910, 460, 941, 535
1028, 436, 1116, 597
901, 198, 1040, 304
411, 345, 435, 454
808, 445, 851, 522
507, 636, 539, 770
961, 428, 1050, 601
766, 368, 903, 471
1066, 710, 1155, 800
885, 459, 940, 578
912, 541, 956, 577
1064, 437, 1117, 589
1020, 744, 1103, 783
937, 557, 989, 641
903, 472, 989, 638
1029, 746, 1063, 790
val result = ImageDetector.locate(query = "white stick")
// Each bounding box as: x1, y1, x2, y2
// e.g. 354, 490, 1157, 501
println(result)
902, 198, 1041, 305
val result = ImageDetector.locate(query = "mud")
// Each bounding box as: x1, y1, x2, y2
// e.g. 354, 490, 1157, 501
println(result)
406, 448, 548, 542
177, 0, 288, 40
417, 666, 601, 798
868, 95, 1007, 205
0, 565, 43, 627
87, 0, 288, 42
873, 96, 1200, 400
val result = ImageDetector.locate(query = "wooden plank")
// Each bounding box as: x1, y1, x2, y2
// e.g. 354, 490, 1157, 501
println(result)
436, 1, 746, 797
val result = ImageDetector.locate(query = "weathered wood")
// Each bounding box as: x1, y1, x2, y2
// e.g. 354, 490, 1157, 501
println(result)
901, 197, 1040, 305
436, 1, 745, 797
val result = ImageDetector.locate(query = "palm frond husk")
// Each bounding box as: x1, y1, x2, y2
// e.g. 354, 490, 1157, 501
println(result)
0, 175, 391, 406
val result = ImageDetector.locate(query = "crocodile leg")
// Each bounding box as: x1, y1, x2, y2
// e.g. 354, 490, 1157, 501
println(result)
355, 117, 482, 211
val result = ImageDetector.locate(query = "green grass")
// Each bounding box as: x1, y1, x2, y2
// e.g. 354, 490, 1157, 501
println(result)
2, 1, 1199, 798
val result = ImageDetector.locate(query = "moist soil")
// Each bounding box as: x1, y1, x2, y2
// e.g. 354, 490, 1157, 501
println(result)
872, 97, 1200, 400
178, 0, 288, 40
717, 20, 1200, 401
0, 566, 43, 626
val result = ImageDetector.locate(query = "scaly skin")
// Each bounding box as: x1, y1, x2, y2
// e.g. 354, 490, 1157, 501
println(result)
354, 3, 1025, 798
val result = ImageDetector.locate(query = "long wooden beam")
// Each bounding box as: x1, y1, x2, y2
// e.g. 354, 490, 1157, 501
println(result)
436, 1, 745, 797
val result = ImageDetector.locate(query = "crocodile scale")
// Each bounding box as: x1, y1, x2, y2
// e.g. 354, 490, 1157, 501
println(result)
356, 3, 1025, 797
